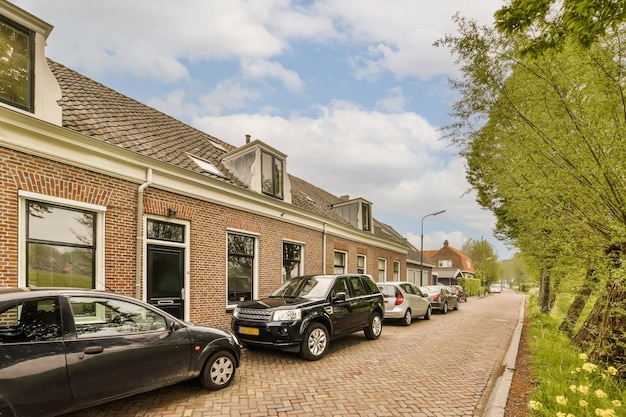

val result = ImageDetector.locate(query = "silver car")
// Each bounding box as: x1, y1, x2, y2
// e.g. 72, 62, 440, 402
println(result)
377, 281, 431, 325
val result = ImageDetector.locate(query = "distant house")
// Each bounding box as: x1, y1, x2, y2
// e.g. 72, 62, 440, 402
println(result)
424, 240, 475, 285
0, 1, 428, 327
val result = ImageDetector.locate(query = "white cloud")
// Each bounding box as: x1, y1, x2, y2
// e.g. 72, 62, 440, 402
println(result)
240, 59, 304, 92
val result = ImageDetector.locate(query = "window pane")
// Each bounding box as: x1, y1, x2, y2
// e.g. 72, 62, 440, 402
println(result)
228, 234, 255, 303
0, 17, 32, 110
283, 242, 301, 281
27, 243, 94, 288
261, 152, 274, 195
28, 203, 94, 245
147, 219, 184, 243
274, 157, 283, 198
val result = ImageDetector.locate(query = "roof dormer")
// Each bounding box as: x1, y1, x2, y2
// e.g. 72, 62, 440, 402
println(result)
331, 196, 373, 233
0, 0, 61, 124
222, 135, 292, 203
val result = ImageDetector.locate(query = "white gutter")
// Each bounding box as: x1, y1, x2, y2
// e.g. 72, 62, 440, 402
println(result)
135, 169, 152, 299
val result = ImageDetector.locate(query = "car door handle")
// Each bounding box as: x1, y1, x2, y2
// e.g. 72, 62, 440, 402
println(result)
83, 346, 104, 355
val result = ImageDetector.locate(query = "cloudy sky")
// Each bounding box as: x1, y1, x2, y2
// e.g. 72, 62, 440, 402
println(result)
13, 0, 515, 259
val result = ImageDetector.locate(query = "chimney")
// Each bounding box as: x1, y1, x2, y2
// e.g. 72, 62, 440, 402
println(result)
245, 134, 251, 144
444, 240, 449, 247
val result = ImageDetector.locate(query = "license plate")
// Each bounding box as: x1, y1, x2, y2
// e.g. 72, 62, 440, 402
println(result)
238, 326, 259, 336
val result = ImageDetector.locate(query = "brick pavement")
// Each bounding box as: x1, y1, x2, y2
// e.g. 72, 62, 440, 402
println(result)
63, 290, 525, 417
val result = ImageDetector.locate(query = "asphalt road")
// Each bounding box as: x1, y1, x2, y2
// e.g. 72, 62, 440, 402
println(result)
63, 289, 525, 417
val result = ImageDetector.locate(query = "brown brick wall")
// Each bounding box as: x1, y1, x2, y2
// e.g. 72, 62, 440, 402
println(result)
0, 146, 406, 329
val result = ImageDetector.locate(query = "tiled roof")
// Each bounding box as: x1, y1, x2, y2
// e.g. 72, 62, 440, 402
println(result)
48, 60, 247, 188
48, 59, 408, 247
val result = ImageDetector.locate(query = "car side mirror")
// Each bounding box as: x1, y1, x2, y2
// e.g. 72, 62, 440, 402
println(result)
333, 292, 347, 302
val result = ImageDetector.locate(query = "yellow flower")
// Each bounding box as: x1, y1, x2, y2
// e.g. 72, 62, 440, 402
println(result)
580, 400, 589, 407
557, 412, 566, 417
567, 415, 576, 417
595, 389, 608, 399
611, 400, 621, 407
556, 396, 568, 406
594, 409, 616, 417
578, 385, 590, 395
579, 353, 589, 360
582, 362, 598, 373
569, 384, 578, 393
529, 400, 543, 410
606, 366, 618, 376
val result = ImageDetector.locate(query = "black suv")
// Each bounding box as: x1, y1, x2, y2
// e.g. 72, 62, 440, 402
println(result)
232, 274, 384, 360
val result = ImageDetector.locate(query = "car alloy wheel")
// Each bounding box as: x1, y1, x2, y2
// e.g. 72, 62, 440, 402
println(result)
402, 309, 412, 326
201, 351, 237, 390
364, 312, 382, 340
423, 305, 431, 320
442, 302, 448, 314
300, 323, 329, 361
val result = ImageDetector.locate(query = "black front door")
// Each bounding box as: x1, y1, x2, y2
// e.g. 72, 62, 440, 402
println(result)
147, 245, 184, 318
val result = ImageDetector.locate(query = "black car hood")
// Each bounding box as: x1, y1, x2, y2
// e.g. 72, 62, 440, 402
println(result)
238, 297, 325, 310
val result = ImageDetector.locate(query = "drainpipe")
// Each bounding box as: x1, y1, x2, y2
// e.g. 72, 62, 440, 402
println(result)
322, 223, 328, 273
136, 169, 152, 299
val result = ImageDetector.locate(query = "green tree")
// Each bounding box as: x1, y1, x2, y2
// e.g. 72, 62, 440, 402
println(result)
495, 0, 626, 55
437, 13, 626, 363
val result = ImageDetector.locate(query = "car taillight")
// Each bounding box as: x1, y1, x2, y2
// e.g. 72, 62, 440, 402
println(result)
395, 294, 404, 306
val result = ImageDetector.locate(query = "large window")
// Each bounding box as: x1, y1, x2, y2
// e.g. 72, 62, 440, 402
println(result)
261, 151, 283, 199
283, 242, 302, 281
333, 251, 346, 274
227, 233, 256, 305
26, 201, 96, 288
0, 16, 34, 112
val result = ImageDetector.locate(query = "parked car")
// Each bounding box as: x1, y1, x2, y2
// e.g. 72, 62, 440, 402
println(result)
419, 285, 459, 314
232, 274, 384, 361
489, 284, 502, 293
0, 287, 241, 417
378, 281, 431, 325
450, 284, 468, 302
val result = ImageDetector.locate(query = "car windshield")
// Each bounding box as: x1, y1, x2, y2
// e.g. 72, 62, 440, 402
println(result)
377, 285, 397, 298
421, 286, 440, 294
270, 276, 334, 299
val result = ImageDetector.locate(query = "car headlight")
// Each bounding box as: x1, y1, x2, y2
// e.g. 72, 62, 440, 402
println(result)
232, 306, 240, 319
272, 309, 301, 322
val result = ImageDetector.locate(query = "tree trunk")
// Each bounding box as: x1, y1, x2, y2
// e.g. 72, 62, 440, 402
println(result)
537, 265, 552, 314
559, 268, 599, 335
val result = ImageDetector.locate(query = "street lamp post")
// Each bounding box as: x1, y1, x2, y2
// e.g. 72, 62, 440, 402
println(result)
419, 210, 446, 286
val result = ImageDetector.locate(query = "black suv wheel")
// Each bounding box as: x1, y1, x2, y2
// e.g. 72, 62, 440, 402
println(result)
300, 322, 329, 360
364, 312, 382, 340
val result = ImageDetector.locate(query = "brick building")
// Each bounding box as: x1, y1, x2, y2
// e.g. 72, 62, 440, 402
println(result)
0, 1, 432, 327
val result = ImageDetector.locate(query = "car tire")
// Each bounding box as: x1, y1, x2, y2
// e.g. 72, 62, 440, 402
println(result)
300, 322, 329, 361
200, 351, 237, 390
441, 302, 448, 314
364, 312, 383, 340
401, 309, 412, 326
423, 305, 431, 320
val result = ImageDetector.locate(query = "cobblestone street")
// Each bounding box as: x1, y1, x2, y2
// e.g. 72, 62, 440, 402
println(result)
64, 290, 525, 417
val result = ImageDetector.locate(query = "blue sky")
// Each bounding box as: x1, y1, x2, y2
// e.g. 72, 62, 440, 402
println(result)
13, 0, 515, 259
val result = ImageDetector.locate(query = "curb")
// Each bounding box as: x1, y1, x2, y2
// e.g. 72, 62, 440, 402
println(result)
482, 295, 527, 417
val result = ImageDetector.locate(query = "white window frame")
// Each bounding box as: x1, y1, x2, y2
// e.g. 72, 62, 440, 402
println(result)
333, 250, 347, 274
378, 258, 387, 282
144, 215, 191, 318
226, 229, 259, 309
283, 240, 304, 282
357, 254, 366, 274
393, 261, 400, 281
18, 191, 106, 289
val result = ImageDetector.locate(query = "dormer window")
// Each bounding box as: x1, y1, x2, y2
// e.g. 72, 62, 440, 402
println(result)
0, 15, 34, 112
332, 197, 373, 232
261, 151, 283, 199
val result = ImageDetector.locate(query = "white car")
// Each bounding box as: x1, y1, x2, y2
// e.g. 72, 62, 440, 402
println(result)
489, 284, 502, 293
378, 282, 432, 325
